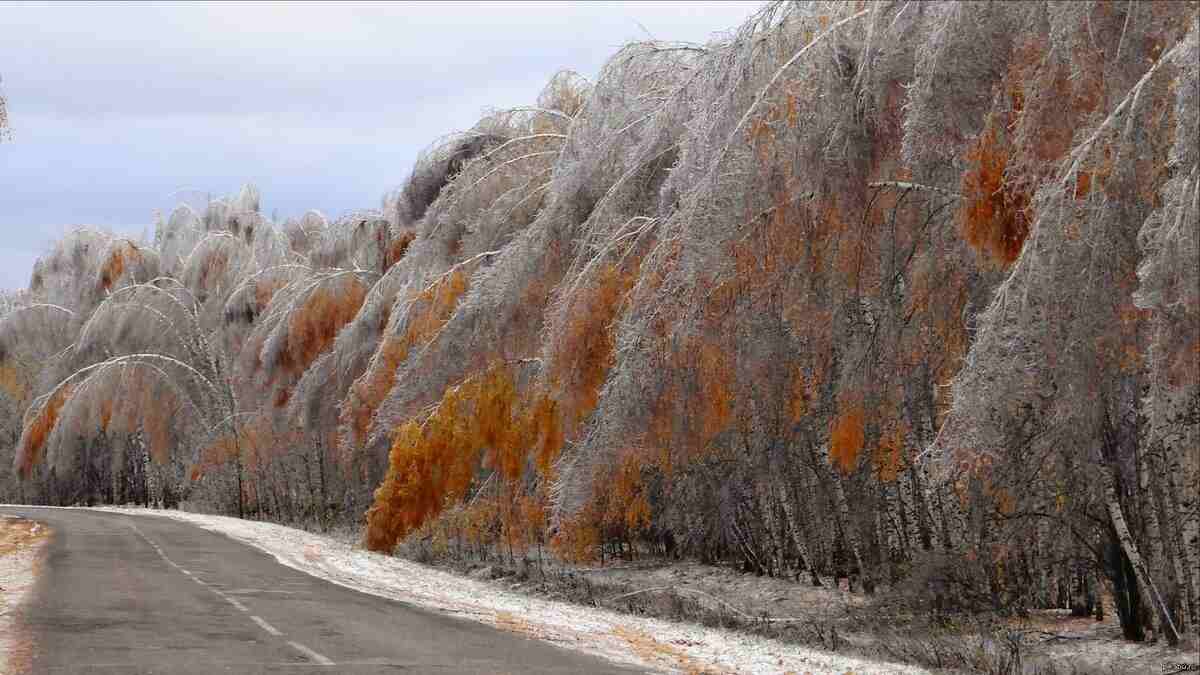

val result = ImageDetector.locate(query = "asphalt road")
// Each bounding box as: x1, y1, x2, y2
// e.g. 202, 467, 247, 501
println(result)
0, 507, 642, 675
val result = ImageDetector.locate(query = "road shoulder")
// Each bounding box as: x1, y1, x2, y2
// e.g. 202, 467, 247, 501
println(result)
89, 506, 926, 674
0, 516, 50, 674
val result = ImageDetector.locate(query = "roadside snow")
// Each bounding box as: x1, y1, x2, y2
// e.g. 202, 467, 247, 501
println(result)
91, 506, 925, 674
0, 516, 48, 673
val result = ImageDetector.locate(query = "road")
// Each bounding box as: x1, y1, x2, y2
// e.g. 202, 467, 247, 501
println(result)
0, 507, 642, 675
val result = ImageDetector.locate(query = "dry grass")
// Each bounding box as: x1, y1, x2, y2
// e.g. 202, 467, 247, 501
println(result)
612, 625, 720, 674
0, 516, 50, 675
0, 518, 48, 558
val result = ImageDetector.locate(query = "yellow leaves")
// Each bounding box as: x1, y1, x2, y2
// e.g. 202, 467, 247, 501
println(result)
829, 401, 864, 475
0, 362, 30, 404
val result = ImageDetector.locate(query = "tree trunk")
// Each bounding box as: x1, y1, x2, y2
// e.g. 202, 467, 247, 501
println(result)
775, 479, 821, 585
829, 467, 870, 593
1104, 472, 1181, 643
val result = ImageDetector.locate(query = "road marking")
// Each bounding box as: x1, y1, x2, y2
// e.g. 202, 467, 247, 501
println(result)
250, 615, 282, 636
217, 592, 250, 613
125, 518, 334, 667
287, 641, 335, 666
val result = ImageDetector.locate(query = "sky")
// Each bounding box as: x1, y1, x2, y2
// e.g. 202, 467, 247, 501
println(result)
0, 1, 759, 290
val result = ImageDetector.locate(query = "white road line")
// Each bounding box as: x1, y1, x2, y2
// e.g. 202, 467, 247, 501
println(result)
287, 641, 335, 666
127, 518, 333, 665
249, 615, 283, 636
219, 593, 250, 613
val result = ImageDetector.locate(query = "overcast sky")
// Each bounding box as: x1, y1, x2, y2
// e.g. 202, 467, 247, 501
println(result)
0, 1, 758, 290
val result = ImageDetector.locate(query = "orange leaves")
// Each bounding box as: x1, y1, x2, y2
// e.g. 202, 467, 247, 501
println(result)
385, 231, 415, 270
282, 275, 368, 378
142, 385, 176, 464
98, 241, 142, 292
961, 123, 1029, 266
344, 270, 469, 445
18, 384, 74, 477
194, 433, 238, 481
873, 424, 905, 483
551, 509, 602, 564
364, 419, 457, 552
546, 264, 633, 431
476, 365, 521, 481
788, 366, 816, 424
254, 276, 290, 316
364, 362, 526, 552
748, 116, 773, 162
0, 362, 30, 405
549, 449, 657, 564
526, 393, 563, 478
364, 350, 585, 552
610, 450, 653, 534
697, 342, 733, 445
829, 401, 864, 475
195, 250, 230, 294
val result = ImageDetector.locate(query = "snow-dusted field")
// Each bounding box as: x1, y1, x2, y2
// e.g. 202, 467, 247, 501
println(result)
88, 506, 924, 674
0, 516, 48, 673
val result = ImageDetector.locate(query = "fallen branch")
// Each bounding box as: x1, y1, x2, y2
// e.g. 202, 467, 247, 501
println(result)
603, 584, 818, 624
868, 181, 962, 199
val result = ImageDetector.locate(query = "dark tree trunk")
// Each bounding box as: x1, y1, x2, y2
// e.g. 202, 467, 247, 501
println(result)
1104, 525, 1146, 641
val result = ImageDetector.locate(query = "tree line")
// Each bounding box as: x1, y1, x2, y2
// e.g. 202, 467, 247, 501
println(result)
0, 0, 1196, 646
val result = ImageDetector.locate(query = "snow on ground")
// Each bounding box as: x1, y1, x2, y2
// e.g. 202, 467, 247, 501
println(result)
1015, 607, 1200, 673
92, 506, 926, 674
0, 516, 49, 673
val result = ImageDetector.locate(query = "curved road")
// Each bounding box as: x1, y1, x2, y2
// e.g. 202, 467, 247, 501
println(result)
0, 507, 641, 674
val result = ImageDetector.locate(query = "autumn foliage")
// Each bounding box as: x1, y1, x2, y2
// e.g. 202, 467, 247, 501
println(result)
343, 269, 469, 447
960, 123, 1029, 266
17, 384, 74, 477
364, 362, 521, 551
4, 2, 1198, 645
280, 275, 368, 376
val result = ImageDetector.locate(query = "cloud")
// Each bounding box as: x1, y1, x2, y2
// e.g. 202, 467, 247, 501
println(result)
0, 1, 760, 289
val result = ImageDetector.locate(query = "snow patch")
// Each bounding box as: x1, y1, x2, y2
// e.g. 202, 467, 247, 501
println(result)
0, 516, 49, 673
91, 506, 926, 674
